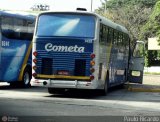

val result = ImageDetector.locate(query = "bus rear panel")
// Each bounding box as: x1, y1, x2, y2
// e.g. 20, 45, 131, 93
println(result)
32, 12, 97, 89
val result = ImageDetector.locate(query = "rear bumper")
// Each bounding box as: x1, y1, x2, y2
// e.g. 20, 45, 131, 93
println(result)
31, 78, 96, 89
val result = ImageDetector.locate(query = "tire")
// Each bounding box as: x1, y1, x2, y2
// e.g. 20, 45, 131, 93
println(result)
101, 72, 109, 96
48, 88, 65, 94
48, 88, 54, 94
22, 68, 31, 87
10, 82, 19, 87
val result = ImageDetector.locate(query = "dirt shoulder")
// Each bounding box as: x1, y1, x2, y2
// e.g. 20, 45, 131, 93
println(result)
143, 74, 160, 85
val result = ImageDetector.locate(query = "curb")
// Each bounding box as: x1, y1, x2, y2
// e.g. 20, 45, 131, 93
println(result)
128, 87, 160, 92
124, 84, 160, 92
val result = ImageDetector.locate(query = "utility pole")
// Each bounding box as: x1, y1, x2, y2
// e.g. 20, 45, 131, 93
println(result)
105, 0, 107, 14
100, 0, 107, 14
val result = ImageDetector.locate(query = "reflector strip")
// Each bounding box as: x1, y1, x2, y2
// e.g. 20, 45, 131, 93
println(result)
37, 74, 90, 80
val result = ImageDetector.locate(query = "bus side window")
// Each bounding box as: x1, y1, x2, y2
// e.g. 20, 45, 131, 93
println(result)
103, 25, 108, 44
14, 18, 34, 40
99, 24, 104, 44
20, 20, 31, 40
108, 28, 113, 43
1, 16, 14, 39
1, 16, 34, 41
99, 24, 108, 45
13, 18, 24, 39
113, 31, 117, 45
27, 21, 35, 40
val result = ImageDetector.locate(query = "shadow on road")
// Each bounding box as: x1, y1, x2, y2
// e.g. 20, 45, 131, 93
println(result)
45, 85, 125, 99
1, 83, 160, 103
44, 84, 160, 103
0, 84, 47, 93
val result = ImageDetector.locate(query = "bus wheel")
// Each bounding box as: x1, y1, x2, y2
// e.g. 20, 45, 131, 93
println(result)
101, 72, 109, 96
48, 88, 54, 94
10, 82, 19, 87
22, 68, 31, 87
48, 88, 65, 94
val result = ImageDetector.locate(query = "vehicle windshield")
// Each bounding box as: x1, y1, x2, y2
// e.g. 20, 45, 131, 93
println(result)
36, 13, 95, 38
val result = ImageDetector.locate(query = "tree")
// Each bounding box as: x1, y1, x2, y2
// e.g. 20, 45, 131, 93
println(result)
96, 0, 159, 66
96, 0, 158, 45
141, 1, 160, 43
141, 1, 160, 66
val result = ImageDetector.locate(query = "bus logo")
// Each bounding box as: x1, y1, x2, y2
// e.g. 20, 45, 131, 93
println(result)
45, 43, 85, 53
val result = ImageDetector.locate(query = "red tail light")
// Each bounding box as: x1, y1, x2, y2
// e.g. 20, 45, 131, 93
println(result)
33, 51, 38, 57
32, 73, 37, 77
90, 60, 95, 66
90, 75, 94, 80
33, 59, 37, 63
90, 53, 95, 59
33, 66, 37, 70
90, 68, 95, 73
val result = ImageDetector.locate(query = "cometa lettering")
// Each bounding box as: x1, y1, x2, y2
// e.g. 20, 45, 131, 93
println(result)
45, 43, 85, 53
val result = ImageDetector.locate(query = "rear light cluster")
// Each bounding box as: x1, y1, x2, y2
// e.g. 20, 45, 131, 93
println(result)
90, 53, 95, 80
33, 51, 38, 57
32, 73, 37, 77
33, 59, 37, 63
32, 51, 38, 77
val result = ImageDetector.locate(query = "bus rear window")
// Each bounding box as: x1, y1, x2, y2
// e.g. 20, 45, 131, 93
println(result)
36, 13, 95, 38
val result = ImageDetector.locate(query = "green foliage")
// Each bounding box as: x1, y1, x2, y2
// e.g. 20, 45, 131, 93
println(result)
96, 0, 160, 66
140, 1, 160, 66
96, 0, 157, 44
106, 0, 156, 8
141, 1, 160, 41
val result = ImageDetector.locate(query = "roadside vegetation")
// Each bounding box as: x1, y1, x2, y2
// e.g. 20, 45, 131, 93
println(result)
96, 0, 160, 67
144, 72, 160, 75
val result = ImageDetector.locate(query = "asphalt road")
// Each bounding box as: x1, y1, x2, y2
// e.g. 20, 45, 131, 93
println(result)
0, 75, 160, 122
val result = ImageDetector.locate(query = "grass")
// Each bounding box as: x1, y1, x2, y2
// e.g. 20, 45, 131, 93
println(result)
144, 72, 160, 75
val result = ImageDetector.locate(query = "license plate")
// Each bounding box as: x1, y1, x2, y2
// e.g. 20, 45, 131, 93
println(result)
57, 71, 69, 75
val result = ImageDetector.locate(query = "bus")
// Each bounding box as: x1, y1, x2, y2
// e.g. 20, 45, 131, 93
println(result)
31, 11, 144, 95
0, 11, 35, 87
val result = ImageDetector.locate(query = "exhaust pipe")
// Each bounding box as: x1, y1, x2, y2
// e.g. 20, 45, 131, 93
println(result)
43, 81, 47, 85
